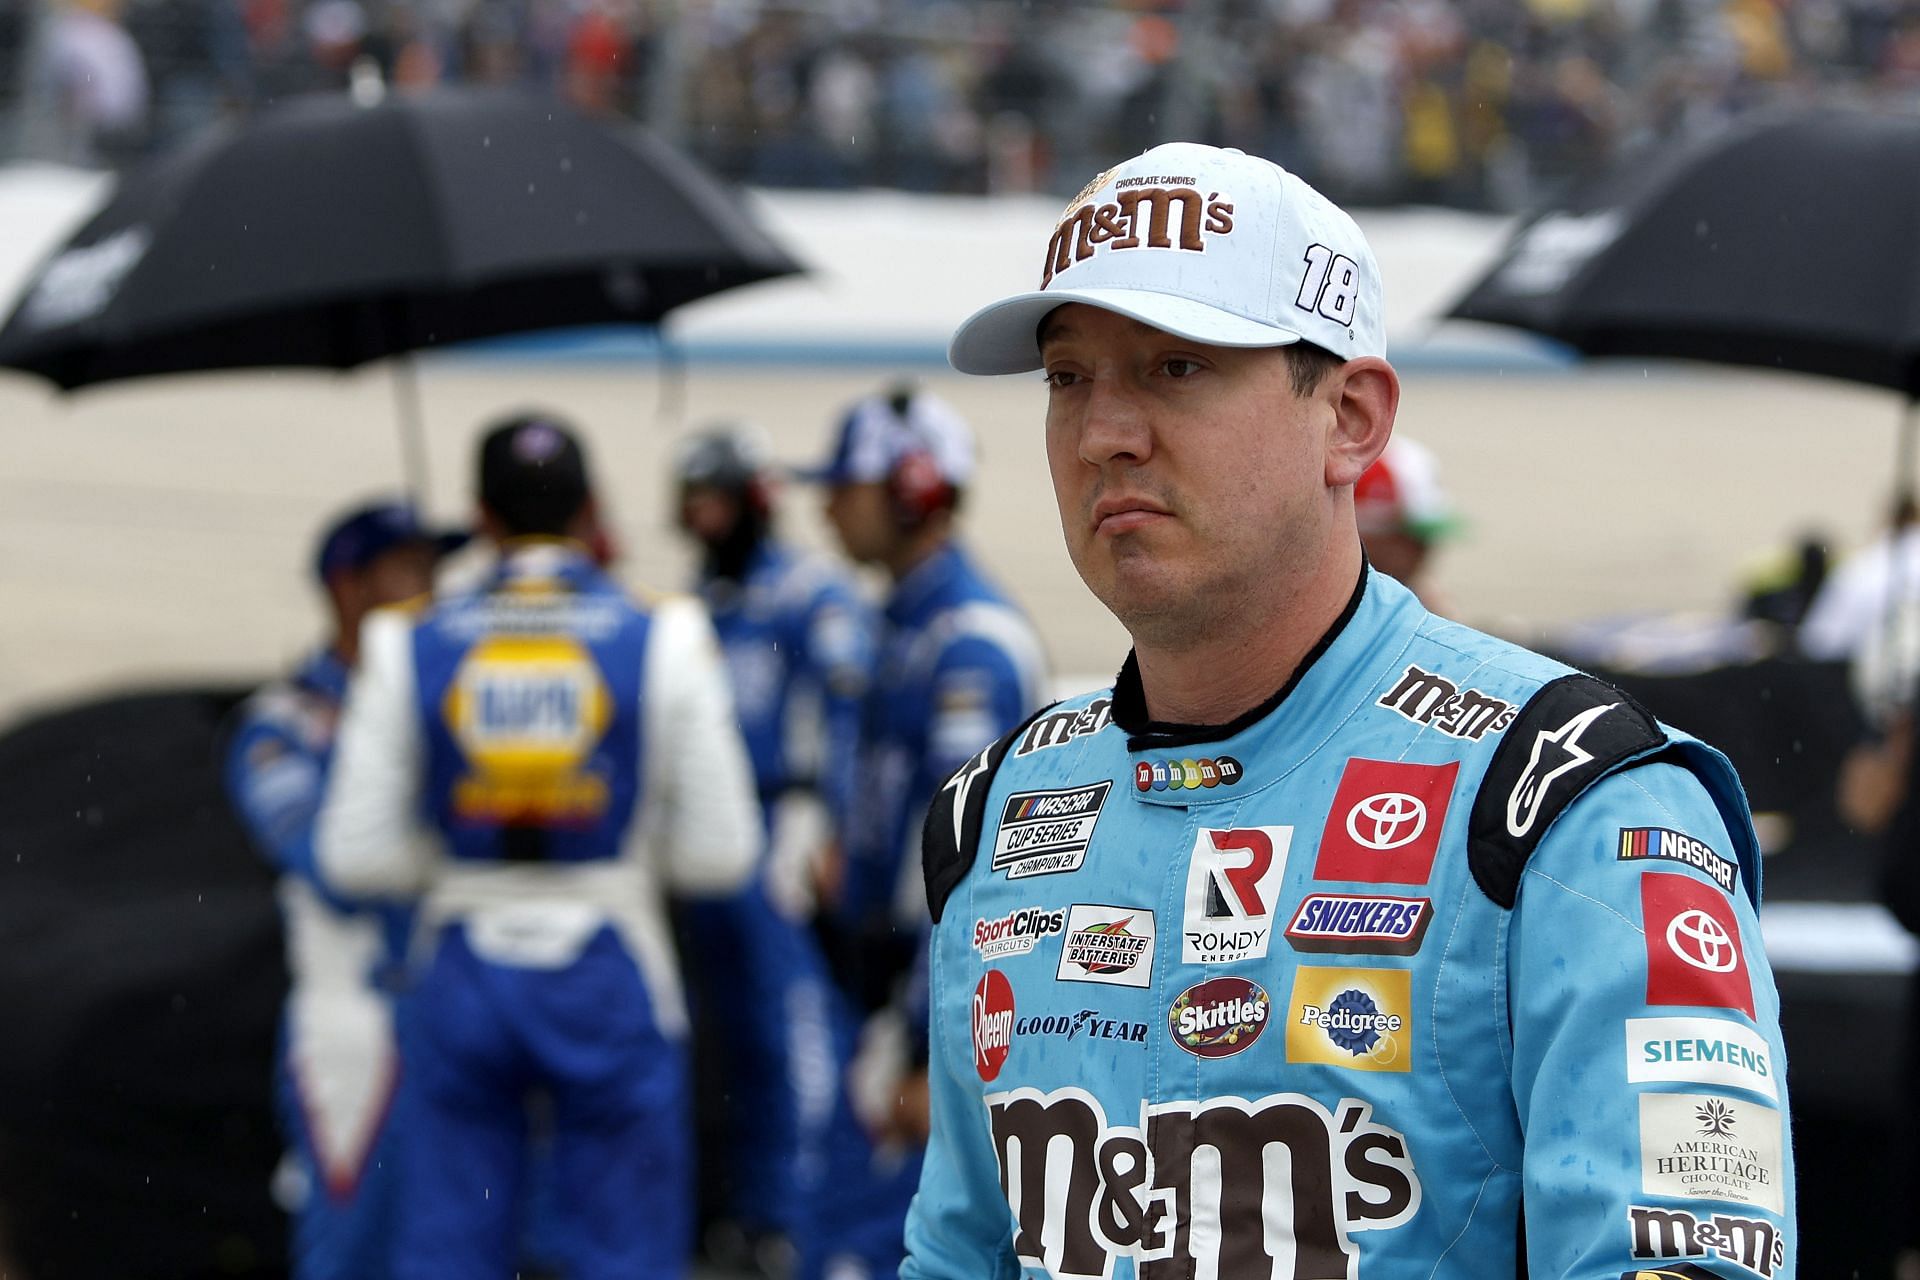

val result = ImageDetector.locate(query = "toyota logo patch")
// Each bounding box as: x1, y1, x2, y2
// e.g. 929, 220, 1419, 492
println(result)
1345, 791, 1427, 851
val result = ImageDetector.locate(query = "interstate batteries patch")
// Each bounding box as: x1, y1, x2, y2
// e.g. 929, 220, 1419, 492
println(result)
1055, 904, 1155, 987
991, 781, 1112, 878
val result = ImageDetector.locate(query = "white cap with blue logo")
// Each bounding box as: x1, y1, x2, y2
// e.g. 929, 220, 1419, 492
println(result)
804, 387, 976, 488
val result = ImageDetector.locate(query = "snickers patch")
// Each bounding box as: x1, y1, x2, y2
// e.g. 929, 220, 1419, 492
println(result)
1284, 893, 1433, 956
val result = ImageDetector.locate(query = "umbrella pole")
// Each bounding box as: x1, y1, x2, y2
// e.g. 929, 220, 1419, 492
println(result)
1901, 397, 1919, 510
656, 333, 685, 427
1873, 397, 1920, 717
392, 356, 431, 505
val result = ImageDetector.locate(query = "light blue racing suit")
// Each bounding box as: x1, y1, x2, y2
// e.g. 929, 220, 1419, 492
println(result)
683, 539, 875, 1237
908, 568, 1796, 1279
226, 650, 412, 1280
809, 539, 1049, 1280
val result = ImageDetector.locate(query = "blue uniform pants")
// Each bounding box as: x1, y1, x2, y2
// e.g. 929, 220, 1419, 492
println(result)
394, 925, 690, 1280
791, 993, 922, 1280
683, 879, 840, 1238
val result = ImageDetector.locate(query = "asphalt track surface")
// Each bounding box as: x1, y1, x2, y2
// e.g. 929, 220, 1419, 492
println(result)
0, 358, 1903, 725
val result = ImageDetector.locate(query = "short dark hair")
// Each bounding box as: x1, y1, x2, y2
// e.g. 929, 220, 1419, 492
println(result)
1286, 342, 1344, 397
478, 413, 592, 536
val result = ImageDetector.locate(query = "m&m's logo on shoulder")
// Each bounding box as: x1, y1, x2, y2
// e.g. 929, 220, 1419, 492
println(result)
1134, 756, 1244, 793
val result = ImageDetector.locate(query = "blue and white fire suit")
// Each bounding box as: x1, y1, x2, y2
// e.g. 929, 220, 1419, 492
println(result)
811, 539, 1048, 1280
835, 541, 1049, 978
683, 539, 875, 1236
315, 541, 760, 1280
908, 568, 1797, 1279
226, 650, 411, 1280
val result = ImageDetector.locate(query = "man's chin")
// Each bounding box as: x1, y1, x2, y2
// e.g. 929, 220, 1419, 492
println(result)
1091, 569, 1201, 641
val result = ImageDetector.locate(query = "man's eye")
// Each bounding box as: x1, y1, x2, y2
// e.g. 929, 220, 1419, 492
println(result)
1043, 369, 1082, 389
1163, 358, 1201, 378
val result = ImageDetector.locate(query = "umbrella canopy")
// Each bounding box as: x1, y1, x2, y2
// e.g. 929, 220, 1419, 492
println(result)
0, 87, 802, 389
1448, 106, 1920, 395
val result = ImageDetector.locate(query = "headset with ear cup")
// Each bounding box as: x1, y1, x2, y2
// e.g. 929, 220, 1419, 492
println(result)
882, 386, 957, 528
887, 448, 953, 528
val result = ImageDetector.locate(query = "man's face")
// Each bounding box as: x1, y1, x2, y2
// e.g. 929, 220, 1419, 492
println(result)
678, 483, 741, 545
824, 480, 897, 565
1040, 304, 1337, 646
328, 541, 438, 652
359, 542, 438, 608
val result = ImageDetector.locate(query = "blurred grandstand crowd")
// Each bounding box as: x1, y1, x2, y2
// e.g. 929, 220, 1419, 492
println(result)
1, 0, 1915, 207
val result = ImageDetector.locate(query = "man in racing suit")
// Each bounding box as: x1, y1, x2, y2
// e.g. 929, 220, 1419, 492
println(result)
805, 388, 1050, 1279
673, 423, 876, 1263
908, 142, 1797, 1277
315, 413, 760, 1280
225, 500, 461, 1280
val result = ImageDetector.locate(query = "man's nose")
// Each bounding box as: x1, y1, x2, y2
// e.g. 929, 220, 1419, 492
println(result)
1078, 376, 1154, 467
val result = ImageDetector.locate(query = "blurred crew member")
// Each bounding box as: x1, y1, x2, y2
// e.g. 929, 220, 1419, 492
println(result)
672, 423, 876, 1264
1354, 435, 1459, 610
315, 413, 760, 1280
225, 499, 461, 1280
803, 387, 1048, 1280
1802, 494, 1920, 663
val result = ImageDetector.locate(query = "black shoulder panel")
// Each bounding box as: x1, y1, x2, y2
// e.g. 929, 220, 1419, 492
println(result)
923, 704, 1056, 924
1468, 673, 1666, 909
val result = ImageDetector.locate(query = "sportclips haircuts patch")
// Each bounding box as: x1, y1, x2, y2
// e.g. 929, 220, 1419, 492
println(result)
973, 906, 1067, 960
991, 781, 1112, 879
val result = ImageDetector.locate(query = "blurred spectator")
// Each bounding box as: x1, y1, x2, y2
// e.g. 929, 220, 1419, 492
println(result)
1740, 533, 1830, 630
1869, 617, 1920, 1280
1355, 435, 1461, 610
26, 0, 1920, 208
30, 0, 150, 164
314, 413, 761, 1280
224, 499, 462, 1280
1801, 494, 1920, 665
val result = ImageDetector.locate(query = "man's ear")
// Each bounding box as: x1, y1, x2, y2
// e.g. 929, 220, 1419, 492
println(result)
476, 502, 508, 544
1324, 356, 1400, 488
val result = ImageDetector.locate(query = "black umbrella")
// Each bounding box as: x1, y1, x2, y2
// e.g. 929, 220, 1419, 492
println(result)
1451, 104, 1920, 684
1449, 105, 1920, 395
0, 86, 802, 490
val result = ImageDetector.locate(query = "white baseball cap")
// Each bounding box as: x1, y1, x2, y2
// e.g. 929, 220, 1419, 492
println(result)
801, 387, 976, 488
949, 142, 1385, 375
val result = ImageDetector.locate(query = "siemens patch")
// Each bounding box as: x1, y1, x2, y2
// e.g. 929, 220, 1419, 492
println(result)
1619, 827, 1738, 894
1284, 893, 1433, 956
991, 781, 1112, 878
1626, 1016, 1776, 1101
